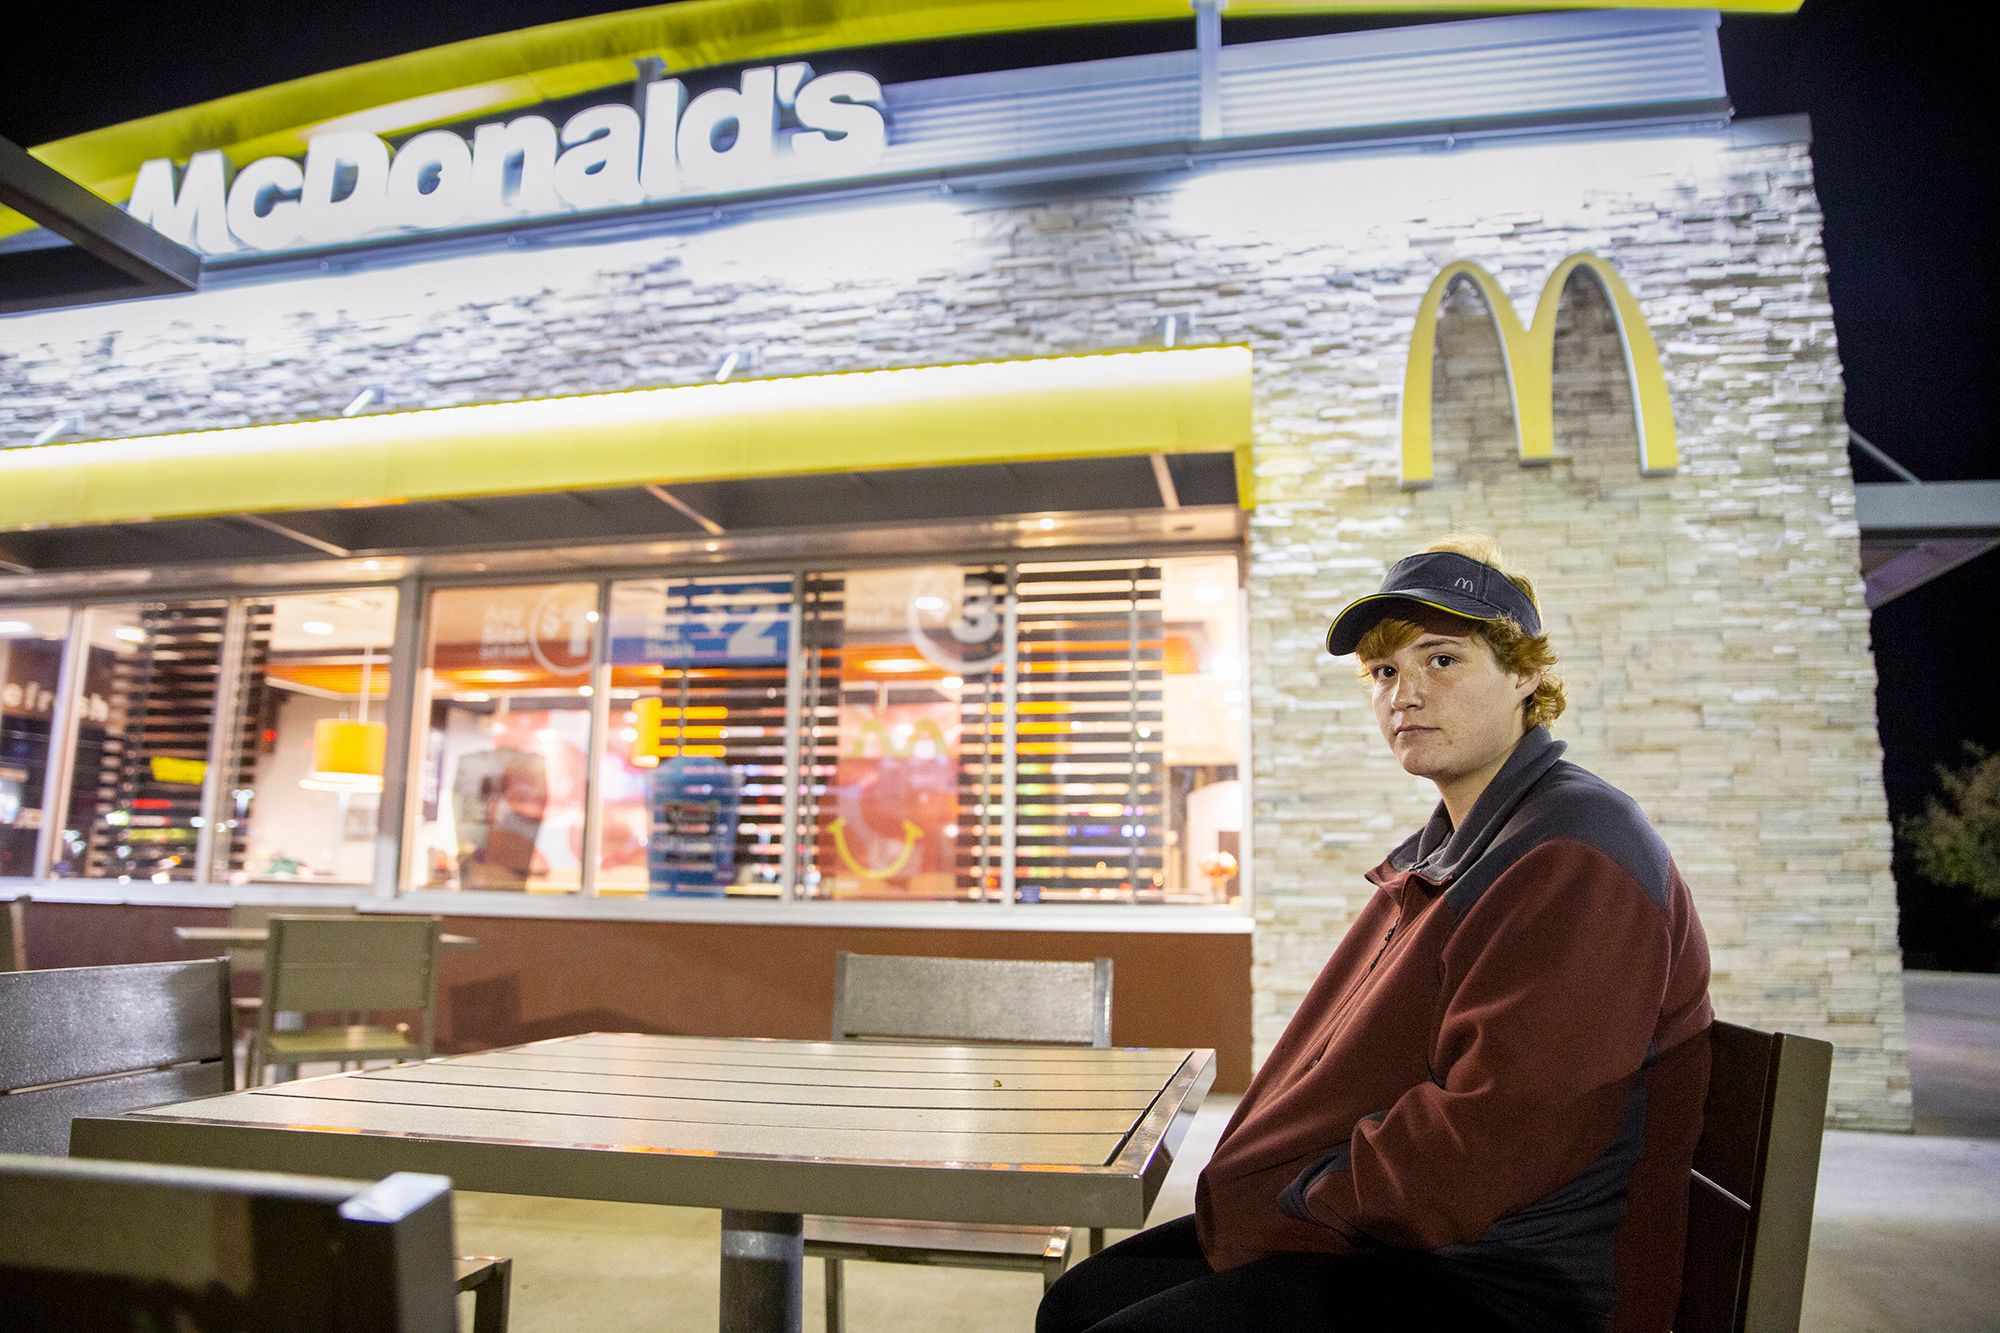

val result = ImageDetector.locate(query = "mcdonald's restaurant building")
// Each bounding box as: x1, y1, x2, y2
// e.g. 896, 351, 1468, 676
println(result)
0, 6, 1907, 1125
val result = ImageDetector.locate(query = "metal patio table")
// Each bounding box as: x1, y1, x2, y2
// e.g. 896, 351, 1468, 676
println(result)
74, 1031, 1215, 1333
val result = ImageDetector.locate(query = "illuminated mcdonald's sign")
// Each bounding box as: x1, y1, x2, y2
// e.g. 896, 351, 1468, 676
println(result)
1400, 252, 1677, 489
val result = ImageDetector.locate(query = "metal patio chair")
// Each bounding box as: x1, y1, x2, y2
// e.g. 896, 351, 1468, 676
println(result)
247, 914, 441, 1087
223, 902, 359, 1046
1674, 1020, 1834, 1333
0, 1152, 465, 1332
806, 951, 1114, 1333
0, 958, 232, 1157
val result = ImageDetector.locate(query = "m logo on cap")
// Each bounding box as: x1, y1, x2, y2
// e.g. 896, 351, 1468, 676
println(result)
1454, 577, 1476, 593
1399, 251, 1677, 489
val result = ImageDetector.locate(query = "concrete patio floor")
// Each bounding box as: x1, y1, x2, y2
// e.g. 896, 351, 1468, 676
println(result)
445, 971, 2000, 1331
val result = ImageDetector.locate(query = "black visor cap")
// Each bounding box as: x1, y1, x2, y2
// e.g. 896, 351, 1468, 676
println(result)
1325, 551, 1541, 656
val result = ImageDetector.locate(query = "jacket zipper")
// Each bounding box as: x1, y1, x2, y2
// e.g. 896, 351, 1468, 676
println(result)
1306, 913, 1404, 1069
1369, 921, 1399, 969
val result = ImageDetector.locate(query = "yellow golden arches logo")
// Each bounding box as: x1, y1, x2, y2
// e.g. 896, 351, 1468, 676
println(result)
845, 717, 949, 762
827, 817, 924, 880
1399, 252, 1677, 489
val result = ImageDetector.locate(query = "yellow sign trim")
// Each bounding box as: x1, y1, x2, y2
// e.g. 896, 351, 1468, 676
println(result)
1399, 251, 1677, 487
0, 346, 1254, 532
7, 0, 1801, 241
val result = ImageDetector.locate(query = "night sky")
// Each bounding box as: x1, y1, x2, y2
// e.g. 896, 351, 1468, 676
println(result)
3, 2, 1993, 953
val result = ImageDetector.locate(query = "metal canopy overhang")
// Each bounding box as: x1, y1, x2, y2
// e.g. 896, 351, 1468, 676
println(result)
0, 346, 1252, 584
0, 7, 1741, 310
5, 0, 1801, 218
2, 2, 1766, 261
0, 138, 199, 314
1855, 480, 2000, 608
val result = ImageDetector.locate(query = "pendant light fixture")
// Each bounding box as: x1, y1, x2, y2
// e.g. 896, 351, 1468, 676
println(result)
302, 631, 387, 793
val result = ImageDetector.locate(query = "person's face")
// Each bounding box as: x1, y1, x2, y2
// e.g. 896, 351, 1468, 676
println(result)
1363, 610, 1540, 812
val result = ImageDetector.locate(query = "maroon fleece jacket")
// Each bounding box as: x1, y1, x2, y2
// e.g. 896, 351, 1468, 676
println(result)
1196, 729, 1712, 1333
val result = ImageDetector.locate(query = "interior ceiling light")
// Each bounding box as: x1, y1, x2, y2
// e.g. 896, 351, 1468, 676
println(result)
300, 720, 387, 793
302, 638, 384, 794
0, 620, 30, 635
301, 620, 334, 635
113, 626, 146, 642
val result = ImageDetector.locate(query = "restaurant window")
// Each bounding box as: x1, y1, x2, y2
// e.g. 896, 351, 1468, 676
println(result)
0, 607, 70, 878
412, 583, 598, 893
796, 564, 1008, 901
1014, 556, 1242, 905
207, 589, 398, 885
50, 601, 229, 884
599, 576, 793, 897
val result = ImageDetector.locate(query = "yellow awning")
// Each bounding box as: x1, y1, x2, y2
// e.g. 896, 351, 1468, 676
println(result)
0, 346, 1255, 532
6, 0, 1802, 242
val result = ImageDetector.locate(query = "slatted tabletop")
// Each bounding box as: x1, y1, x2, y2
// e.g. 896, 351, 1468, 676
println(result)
77, 1033, 1212, 1332
73, 1032, 1213, 1225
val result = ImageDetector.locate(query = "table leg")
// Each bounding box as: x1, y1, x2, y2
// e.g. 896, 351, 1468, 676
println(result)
719, 1209, 802, 1333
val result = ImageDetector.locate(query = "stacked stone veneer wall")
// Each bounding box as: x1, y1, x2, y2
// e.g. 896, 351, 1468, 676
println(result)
0, 119, 1907, 1126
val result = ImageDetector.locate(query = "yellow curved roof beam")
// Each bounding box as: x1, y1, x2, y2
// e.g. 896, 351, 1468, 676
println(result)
1399, 252, 1677, 487
10, 0, 1800, 240
0, 346, 1254, 532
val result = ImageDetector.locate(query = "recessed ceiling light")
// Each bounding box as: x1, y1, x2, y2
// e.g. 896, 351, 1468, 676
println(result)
0, 620, 30, 635
302, 620, 335, 635
114, 626, 146, 643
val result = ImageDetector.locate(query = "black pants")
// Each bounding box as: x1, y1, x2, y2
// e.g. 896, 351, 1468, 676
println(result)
1036, 1215, 1517, 1333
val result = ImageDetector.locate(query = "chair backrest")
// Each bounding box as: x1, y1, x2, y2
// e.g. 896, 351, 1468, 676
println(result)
833, 953, 1112, 1047
1, 895, 25, 972
0, 959, 233, 1156
1675, 1020, 1834, 1333
0, 1152, 460, 1331
225, 902, 358, 975
263, 915, 441, 1021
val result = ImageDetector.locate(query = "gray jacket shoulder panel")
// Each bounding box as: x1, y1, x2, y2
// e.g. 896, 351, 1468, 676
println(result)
1442, 762, 1674, 916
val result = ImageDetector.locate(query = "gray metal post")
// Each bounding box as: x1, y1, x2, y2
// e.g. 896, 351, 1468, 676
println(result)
719, 1209, 803, 1333
32, 609, 88, 878
196, 600, 250, 886
1195, 0, 1224, 140
579, 580, 613, 896
373, 575, 424, 898
778, 577, 806, 900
